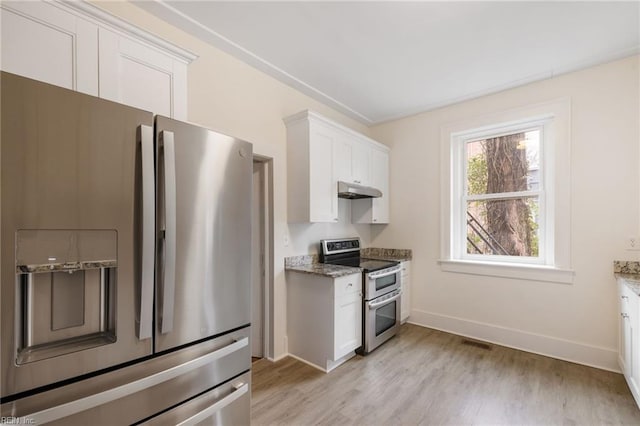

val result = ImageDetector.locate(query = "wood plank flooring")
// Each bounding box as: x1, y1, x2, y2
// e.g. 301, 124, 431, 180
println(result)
251, 324, 640, 425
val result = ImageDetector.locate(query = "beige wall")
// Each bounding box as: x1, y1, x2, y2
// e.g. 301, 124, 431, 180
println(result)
370, 56, 640, 370
92, 1, 373, 359
92, 2, 640, 369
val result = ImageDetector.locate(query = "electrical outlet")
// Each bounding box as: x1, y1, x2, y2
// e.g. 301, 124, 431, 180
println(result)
626, 236, 640, 250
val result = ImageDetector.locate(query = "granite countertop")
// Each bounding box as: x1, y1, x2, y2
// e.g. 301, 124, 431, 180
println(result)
284, 254, 362, 277
614, 261, 640, 296
285, 247, 412, 278
286, 262, 363, 278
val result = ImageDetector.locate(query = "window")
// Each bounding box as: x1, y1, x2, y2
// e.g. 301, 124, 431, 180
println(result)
440, 99, 573, 283
460, 121, 546, 264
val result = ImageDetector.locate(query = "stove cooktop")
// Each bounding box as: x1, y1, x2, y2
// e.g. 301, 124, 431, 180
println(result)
324, 257, 398, 273
320, 238, 399, 273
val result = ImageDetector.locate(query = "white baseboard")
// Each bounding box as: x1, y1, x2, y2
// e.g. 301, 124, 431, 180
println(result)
267, 352, 289, 363
408, 309, 620, 373
287, 353, 327, 373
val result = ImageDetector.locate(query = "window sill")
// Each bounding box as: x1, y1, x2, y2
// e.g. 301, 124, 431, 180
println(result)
438, 259, 574, 284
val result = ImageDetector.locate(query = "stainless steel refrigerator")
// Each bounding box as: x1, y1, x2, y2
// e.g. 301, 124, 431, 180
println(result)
0, 72, 252, 424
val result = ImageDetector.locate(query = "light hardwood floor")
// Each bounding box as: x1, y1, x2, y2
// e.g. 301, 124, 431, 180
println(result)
251, 324, 640, 425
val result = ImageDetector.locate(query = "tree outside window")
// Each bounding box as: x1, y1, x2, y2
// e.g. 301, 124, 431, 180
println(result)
463, 127, 543, 261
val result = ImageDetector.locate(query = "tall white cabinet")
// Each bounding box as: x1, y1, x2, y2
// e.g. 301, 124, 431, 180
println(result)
0, 1, 195, 119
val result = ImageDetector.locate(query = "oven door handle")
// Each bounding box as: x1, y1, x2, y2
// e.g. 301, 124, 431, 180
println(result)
368, 291, 401, 309
368, 265, 401, 280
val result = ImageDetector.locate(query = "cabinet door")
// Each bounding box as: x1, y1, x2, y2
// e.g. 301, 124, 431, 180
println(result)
98, 28, 187, 119
620, 280, 629, 372
351, 146, 390, 224
351, 139, 371, 186
334, 293, 362, 360
628, 290, 640, 396
371, 148, 390, 223
309, 123, 338, 222
334, 135, 370, 186
400, 261, 411, 322
334, 135, 353, 183
1, 1, 98, 95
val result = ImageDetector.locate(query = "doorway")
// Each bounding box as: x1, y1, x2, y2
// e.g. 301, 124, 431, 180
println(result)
252, 157, 272, 360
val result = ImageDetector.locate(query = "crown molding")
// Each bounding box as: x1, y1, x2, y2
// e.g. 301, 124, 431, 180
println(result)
132, 0, 373, 125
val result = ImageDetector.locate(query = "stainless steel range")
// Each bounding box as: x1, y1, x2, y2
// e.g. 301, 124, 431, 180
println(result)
320, 238, 402, 354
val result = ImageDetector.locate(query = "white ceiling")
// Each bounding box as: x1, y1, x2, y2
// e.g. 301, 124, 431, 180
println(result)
134, 1, 640, 125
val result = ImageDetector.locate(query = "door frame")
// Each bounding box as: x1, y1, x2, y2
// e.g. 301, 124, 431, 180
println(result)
252, 155, 273, 359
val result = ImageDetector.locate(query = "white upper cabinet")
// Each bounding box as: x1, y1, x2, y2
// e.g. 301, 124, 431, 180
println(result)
334, 136, 353, 183
285, 110, 390, 224
334, 135, 372, 187
285, 115, 339, 223
351, 139, 372, 186
98, 28, 188, 119
0, 1, 195, 119
1, 1, 98, 95
352, 145, 390, 224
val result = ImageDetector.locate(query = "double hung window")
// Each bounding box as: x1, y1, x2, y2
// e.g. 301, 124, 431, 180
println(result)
460, 121, 546, 264
440, 99, 573, 283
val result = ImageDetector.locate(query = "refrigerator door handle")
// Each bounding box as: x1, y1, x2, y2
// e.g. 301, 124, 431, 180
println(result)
138, 125, 154, 340
160, 130, 177, 335
176, 382, 249, 426
21, 337, 249, 424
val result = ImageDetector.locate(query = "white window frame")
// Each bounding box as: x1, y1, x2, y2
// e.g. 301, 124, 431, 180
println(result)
439, 99, 574, 284
454, 119, 549, 265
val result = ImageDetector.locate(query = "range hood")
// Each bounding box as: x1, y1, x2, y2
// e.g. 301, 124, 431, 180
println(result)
337, 181, 382, 199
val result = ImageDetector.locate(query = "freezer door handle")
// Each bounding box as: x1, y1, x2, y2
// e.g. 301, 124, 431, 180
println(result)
138, 125, 154, 340
160, 130, 177, 335
176, 382, 249, 426
21, 337, 249, 424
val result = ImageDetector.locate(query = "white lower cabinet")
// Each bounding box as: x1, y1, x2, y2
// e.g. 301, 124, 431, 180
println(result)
287, 272, 362, 372
618, 278, 640, 408
400, 261, 411, 323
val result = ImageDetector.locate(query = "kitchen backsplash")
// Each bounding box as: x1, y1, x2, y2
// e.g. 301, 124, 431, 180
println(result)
284, 254, 319, 267
361, 247, 413, 260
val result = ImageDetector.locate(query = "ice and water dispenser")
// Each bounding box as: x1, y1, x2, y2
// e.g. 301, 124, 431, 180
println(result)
15, 230, 118, 364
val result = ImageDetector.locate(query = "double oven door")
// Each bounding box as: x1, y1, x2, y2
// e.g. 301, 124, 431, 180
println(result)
365, 265, 401, 300
363, 288, 401, 353
362, 265, 402, 354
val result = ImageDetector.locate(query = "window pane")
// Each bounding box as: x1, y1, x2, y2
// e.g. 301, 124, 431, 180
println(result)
466, 130, 540, 195
466, 197, 539, 256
